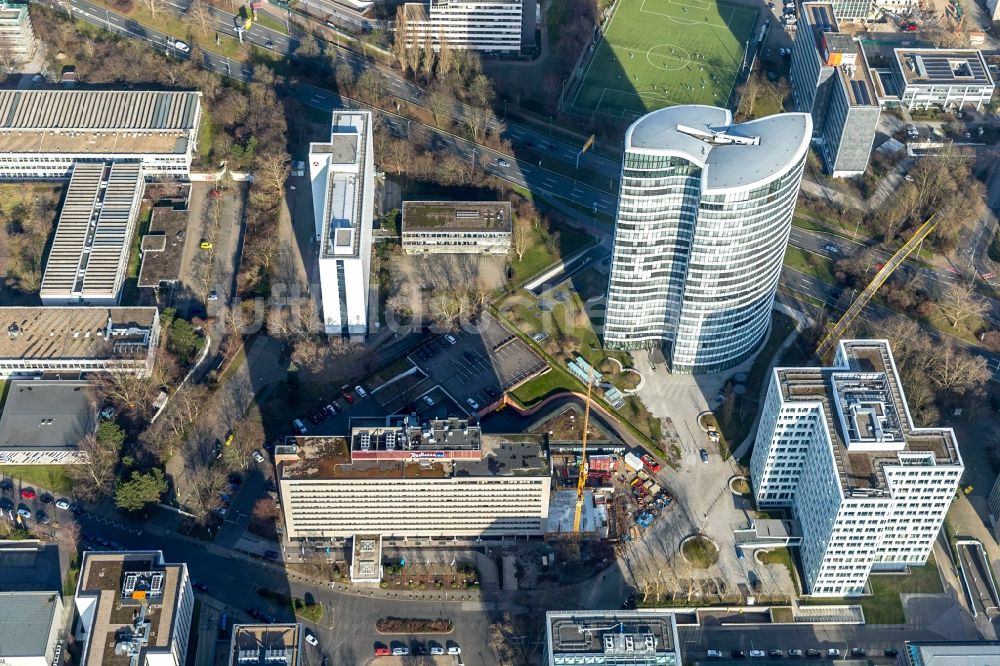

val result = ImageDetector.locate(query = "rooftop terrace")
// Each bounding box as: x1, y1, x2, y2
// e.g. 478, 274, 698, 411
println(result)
776, 340, 959, 495
229, 624, 300, 666
402, 201, 512, 232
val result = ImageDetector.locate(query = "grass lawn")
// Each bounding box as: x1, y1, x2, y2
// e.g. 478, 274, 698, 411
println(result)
510, 222, 594, 285
800, 553, 943, 625
758, 547, 798, 592
681, 536, 719, 569
783, 245, 838, 285
571, 0, 757, 118
0, 465, 73, 494
510, 367, 575, 406
254, 11, 289, 34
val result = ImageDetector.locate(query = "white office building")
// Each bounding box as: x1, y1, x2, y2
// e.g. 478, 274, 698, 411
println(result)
0, 90, 202, 179
544, 611, 682, 666
399, 0, 529, 52
309, 111, 374, 337
40, 162, 145, 305
889, 48, 995, 111
750, 340, 963, 597
74, 551, 194, 666
603, 106, 810, 374
277, 418, 551, 540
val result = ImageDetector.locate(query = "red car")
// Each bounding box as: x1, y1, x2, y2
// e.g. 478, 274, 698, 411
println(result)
374, 647, 391, 657
641, 455, 661, 473
342, 391, 355, 404
20, 488, 36, 500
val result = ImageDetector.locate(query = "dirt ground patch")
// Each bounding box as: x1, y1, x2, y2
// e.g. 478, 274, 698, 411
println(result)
386, 252, 506, 322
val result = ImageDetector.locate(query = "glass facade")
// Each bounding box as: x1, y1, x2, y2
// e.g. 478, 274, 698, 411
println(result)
604, 128, 806, 374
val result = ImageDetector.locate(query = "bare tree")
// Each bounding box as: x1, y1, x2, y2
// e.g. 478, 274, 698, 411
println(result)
356, 69, 387, 105
141, 0, 164, 18
937, 281, 988, 330
420, 35, 435, 79
429, 287, 469, 330
0, 34, 16, 73
59, 521, 81, 555
94, 369, 159, 416
464, 105, 492, 142
254, 151, 290, 200
427, 83, 452, 126
377, 137, 415, 176
66, 433, 121, 501
927, 340, 991, 396
511, 213, 532, 262
224, 408, 266, 469
392, 5, 410, 70
187, 468, 227, 524
436, 31, 453, 76
184, 0, 212, 35
469, 73, 494, 108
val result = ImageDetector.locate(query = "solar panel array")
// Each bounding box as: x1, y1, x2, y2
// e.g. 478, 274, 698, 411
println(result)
916, 53, 988, 82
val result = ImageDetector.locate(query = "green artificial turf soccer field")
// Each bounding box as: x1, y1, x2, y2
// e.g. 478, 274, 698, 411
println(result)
571, 0, 758, 118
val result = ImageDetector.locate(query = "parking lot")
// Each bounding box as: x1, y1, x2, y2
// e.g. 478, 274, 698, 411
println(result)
409, 314, 546, 415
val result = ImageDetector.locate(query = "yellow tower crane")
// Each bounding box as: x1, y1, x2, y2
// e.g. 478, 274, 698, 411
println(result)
572, 368, 594, 533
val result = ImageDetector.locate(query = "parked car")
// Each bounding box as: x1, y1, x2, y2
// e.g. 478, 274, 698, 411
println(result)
391, 647, 409, 656
252, 450, 265, 463
423, 395, 435, 406
805, 649, 821, 657
200, 240, 213, 249
355, 386, 368, 398
700, 449, 710, 463
731, 650, 747, 659
39, 493, 53, 504
16, 507, 31, 518
304, 630, 319, 647
827, 649, 840, 657
55, 498, 71, 510
788, 649, 804, 657
769, 649, 783, 657
374, 646, 391, 657
342, 391, 355, 404
208, 291, 219, 301
447, 643, 461, 655
430, 644, 446, 655
735, 545, 745, 561
444, 334, 457, 345
0, 479, 12, 491
36, 511, 50, 524
323, 403, 338, 416
884, 648, 899, 657
19, 488, 35, 500
749, 650, 766, 658
293, 419, 307, 434
466, 397, 480, 410
707, 651, 724, 659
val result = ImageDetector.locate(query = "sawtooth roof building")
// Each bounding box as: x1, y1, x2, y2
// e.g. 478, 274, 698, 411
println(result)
40, 162, 145, 305
0, 89, 202, 179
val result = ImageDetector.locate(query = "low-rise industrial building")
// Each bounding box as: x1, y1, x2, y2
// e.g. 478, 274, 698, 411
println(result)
401, 201, 512, 254
0, 306, 160, 378
791, 3, 880, 177
229, 624, 302, 666
40, 162, 145, 305
0, 591, 66, 666
309, 111, 374, 337
889, 48, 995, 110
0, 379, 97, 464
750, 340, 963, 597
138, 205, 188, 289
0, 89, 202, 179
0, 0, 36, 65
544, 610, 682, 666
74, 551, 194, 666
277, 417, 550, 541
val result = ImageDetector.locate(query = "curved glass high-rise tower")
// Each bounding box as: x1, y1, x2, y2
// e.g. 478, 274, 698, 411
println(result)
603, 106, 811, 374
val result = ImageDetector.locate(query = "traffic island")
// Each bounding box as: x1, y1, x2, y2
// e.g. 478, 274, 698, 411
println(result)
680, 534, 719, 569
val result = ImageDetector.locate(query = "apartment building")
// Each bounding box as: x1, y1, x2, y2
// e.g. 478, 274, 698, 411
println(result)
603, 106, 810, 374
277, 417, 551, 540
399, 0, 534, 52
544, 611, 682, 666
0, 306, 160, 378
791, 3, 880, 176
309, 111, 374, 337
0, 0, 36, 65
74, 551, 194, 666
889, 48, 995, 110
40, 162, 145, 305
401, 201, 511, 254
229, 624, 302, 666
0, 379, 97, 464
750, 340, 963, 597
0, 90, 202, 179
